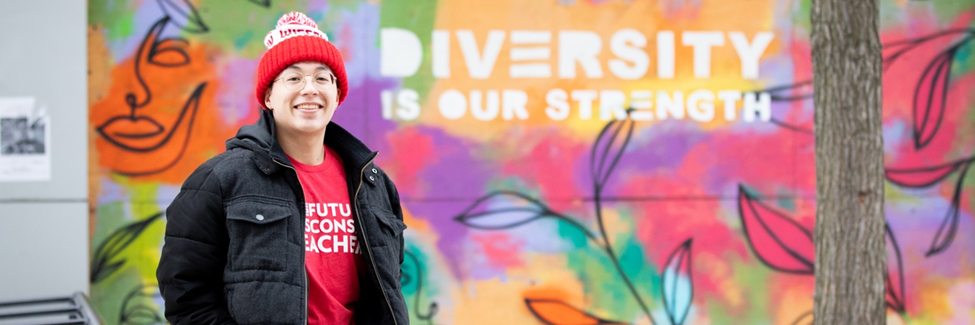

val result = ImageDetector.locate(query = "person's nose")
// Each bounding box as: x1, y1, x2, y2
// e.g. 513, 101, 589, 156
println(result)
299, 75, 319, 96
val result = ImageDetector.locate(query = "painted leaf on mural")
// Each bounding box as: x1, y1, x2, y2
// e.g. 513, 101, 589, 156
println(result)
882, 30, 975, 149
90, 213, 164, 284
926, 163, 971, 257
661, 239, 694, 325
886, 224, 906, 314
155, 0, 209, 33
912, 47, 956, 149
454, 191, 596, 239
885, 158, 971, 188
120, 285, 164, 325
590, 114, 634, 191
736, 185, 815, 274
523, 298, 623, 325
248, 0, 271, 7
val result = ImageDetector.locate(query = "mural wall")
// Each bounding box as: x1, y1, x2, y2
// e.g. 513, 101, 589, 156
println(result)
87, 0, 975, 324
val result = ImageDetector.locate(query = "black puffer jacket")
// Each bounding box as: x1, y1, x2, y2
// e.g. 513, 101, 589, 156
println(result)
157, 109, 409, 325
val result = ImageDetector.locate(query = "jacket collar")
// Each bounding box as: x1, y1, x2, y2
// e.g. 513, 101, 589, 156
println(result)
226, 109, 377, 175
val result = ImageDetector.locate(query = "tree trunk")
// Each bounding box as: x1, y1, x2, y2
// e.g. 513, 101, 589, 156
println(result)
811, 0, 887, 324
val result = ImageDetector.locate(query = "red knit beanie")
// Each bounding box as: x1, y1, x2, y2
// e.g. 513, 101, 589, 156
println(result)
255, 12, 348, 109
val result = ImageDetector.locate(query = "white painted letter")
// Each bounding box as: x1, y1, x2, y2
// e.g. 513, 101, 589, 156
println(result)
743, 92, 771, 122
432, 30, 450, 78
656, 91, 685, 120
729, 32, 774, 80
510, 31, 552, 78
609, 29, 649, 80
397, 89, 420, 121
682, 31, 724, 78
380, 28, 422, 77
687, 90, 715, 122
559, 31, 604, 78
470, 90, 500, 121
717, 90, 742, 121
457, 30, 506, 79
502, 90, 530, 120
657, 31, 675, 79
600, 90, 628, 120
381, 90, 394, 119
545, 88, 570, 121
571, 90, 599, 120
630, 90, 653, 121
439, 90, 467, 120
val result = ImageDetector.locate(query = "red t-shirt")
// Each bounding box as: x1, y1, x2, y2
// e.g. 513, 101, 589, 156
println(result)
290, 145, 364, 325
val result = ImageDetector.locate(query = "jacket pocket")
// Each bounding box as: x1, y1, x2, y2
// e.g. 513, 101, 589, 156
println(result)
371, 207, 407, 247
226, 201, 293, 271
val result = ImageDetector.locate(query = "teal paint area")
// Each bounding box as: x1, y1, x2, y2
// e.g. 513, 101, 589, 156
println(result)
402, 242, 441, 324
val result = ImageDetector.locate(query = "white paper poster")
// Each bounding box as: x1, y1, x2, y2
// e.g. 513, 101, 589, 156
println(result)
0, 97, 51, 182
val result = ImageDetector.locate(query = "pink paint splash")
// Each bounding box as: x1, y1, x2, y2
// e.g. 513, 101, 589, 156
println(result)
383, 127, 435, 195
472, 233, 526, 269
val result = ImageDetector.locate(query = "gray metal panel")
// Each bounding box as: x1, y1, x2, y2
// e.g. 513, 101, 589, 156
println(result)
0, 202, 89, 301
0, 0, 87, 200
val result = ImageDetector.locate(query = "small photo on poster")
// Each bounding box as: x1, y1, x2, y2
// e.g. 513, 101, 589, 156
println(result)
1, 116, 46, 155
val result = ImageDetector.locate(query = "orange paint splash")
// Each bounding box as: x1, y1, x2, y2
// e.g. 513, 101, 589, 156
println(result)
90, 22, 233, 184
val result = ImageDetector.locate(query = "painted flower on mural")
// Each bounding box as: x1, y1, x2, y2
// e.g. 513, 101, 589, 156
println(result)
454, 110, 697, 325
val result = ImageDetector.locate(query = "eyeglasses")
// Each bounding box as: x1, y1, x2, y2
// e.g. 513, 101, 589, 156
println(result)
273, 71, 336, 92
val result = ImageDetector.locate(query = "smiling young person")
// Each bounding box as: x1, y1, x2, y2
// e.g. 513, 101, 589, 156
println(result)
157, 12, 409, 325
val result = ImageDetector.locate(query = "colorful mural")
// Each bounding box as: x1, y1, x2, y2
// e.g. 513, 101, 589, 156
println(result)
87, 0, 975, 324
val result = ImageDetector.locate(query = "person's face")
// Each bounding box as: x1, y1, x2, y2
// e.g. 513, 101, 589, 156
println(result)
264, 61, 340, 139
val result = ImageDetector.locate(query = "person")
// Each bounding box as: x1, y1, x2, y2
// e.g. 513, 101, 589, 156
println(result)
157, 11, 409, 325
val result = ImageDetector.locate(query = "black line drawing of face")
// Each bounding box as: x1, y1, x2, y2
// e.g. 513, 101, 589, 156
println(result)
94, 16, 208, 176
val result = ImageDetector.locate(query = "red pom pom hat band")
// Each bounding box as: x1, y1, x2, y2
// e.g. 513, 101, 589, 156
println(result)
255, 12, 348, 109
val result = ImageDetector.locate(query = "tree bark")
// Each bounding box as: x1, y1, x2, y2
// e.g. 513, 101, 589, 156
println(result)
811, 0, 887, 324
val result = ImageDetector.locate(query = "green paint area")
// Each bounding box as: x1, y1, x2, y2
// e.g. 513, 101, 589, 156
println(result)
775, 188, 797, 212
706, 259, 774, 325
379, 0, 439, 103
932, 1, 975, 24
91, 268, 165, 325
558, 218, 592, 249
92, 202, 128, 247
90, 181, 166, 325
195, 0, 281, 56
89, 0, 136, 40
194, 0, 369, 56
402, 242, 442, 324
564, 232, 660, 322
952, 38, 975, 76
740, 184, 761, 200
402, 242, 438, 296
793, 0, 811, 34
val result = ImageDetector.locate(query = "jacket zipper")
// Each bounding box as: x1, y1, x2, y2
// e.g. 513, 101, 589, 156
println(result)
272, 158, 309, 325
352, 156, 399, 325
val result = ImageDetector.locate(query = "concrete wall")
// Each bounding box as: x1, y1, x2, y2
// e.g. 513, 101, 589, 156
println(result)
0, 0, 88, 301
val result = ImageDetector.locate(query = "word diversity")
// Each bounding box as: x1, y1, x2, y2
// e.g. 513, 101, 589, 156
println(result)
380, 28, 776, 122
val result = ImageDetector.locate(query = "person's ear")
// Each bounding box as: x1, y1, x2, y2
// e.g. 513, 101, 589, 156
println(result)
264, 88, 273, 109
